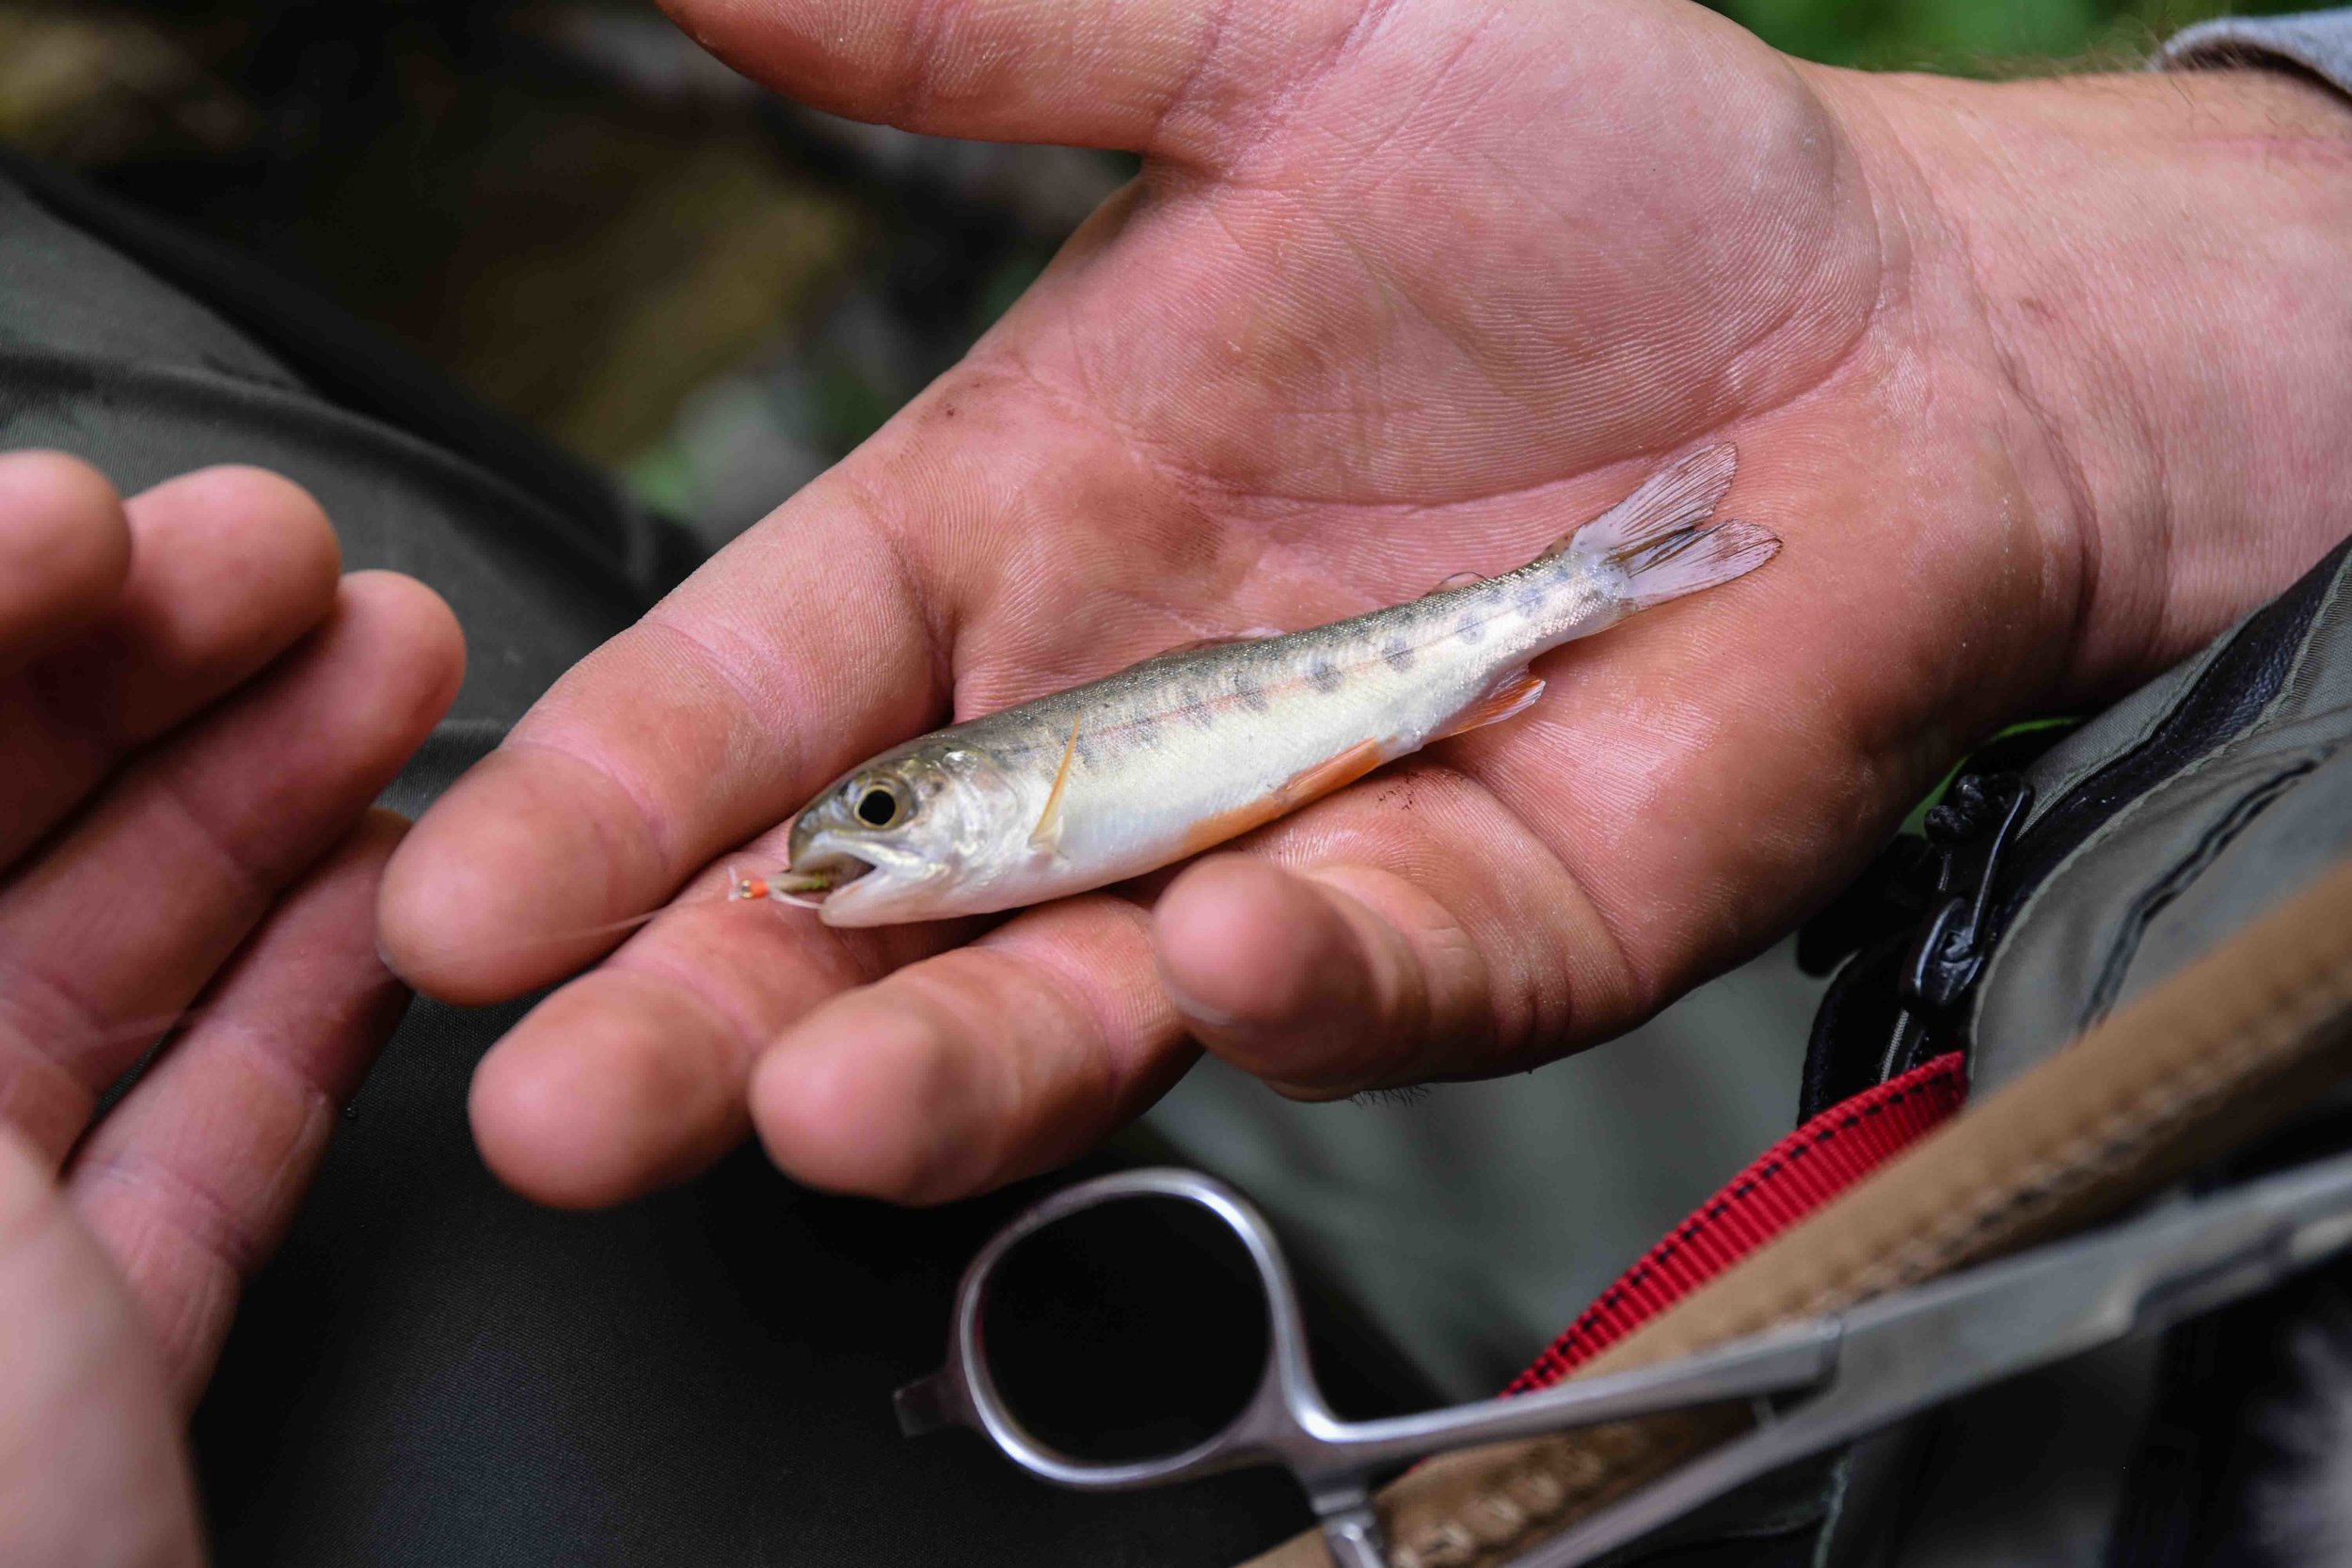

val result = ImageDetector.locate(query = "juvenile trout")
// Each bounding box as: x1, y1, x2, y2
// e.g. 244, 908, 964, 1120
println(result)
751, 445, 1777, 927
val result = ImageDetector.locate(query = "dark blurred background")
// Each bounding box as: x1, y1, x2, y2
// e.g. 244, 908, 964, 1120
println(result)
0, 0, 2300, 551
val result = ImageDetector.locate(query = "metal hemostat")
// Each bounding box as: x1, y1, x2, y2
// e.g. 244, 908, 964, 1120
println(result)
895, 1159, 2352, 1568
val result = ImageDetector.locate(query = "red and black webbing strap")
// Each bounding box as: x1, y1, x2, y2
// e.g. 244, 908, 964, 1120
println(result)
1503, 1052, 1969, 1395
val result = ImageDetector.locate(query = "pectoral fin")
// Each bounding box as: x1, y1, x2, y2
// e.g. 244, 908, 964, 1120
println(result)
1432, 668, 1546, 741
1029, 713, 1083, 852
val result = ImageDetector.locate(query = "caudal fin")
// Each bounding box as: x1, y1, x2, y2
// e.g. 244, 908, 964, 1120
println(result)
1558, 444, 1780, 609
1613, 516, 1780, 608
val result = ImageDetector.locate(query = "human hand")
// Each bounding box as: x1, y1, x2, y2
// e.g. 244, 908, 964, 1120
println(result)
378, 0, 2352, 1206
0, 453, 462, 1560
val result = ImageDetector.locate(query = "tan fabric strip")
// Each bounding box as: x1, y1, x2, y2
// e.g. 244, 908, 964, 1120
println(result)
1239, 855, 2352, 1568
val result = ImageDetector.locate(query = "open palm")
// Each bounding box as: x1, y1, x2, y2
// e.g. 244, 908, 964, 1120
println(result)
379, 0, 2339, 1205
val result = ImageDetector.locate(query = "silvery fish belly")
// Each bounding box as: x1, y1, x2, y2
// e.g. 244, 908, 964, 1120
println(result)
758, 445, 1778, 927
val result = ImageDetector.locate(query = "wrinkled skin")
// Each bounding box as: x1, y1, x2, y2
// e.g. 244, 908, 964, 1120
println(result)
380, 0, 2352, 1206
0, 453, 463, 1563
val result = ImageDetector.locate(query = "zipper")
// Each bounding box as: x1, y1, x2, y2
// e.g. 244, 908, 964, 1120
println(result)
1820, 536, 2352, 1069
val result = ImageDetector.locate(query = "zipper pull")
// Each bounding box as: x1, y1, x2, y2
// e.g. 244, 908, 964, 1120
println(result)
1901, 772, 2034, 1012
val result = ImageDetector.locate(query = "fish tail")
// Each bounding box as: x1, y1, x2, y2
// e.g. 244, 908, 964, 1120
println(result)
1607, 516, 1781, 609
1557, 444, 1780, 610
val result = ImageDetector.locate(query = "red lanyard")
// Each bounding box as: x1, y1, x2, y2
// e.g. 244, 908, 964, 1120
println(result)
1506, 1053, 1968, 1394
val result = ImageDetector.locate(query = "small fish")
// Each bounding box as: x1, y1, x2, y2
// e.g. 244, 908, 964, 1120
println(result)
748, 446, 1777, 927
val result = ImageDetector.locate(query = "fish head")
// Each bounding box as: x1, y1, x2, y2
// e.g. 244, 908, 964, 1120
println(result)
783, 740, 1026, 926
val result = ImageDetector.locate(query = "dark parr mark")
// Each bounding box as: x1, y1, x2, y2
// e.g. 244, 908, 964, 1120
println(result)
1455, 615, 1485, 644
1515, 582, 1549, 616
1383, 638, 1416, 673
1307, 657, 1343, 694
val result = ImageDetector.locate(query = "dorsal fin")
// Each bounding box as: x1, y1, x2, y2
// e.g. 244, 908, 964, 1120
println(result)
1152, 632, 1266, 660
1539, 444, 1738, 562
1425, 572, 1486, 595
1029, 712, 1083, 852
1136, 626, 1286, 665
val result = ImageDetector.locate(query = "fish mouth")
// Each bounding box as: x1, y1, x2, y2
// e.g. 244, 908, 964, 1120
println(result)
778, 832, 957, 926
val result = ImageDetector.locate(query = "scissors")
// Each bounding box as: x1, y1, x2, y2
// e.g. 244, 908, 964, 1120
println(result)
895, 1153, 2352, 1568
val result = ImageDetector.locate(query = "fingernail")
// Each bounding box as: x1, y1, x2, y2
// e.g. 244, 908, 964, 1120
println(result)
1153, 957, 1244, 1030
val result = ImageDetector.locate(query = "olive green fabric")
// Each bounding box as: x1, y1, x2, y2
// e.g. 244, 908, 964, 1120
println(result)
1972, 551, 2352, 1093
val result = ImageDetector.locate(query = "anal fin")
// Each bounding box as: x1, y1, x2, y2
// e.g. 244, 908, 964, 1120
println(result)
1433, 668, 1547, 741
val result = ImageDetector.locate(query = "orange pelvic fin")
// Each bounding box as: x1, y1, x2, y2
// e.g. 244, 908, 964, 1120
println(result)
1276, 737, 1388, 806
1029, 711, 1083, 852
1433, 667, 1547, 741
1176, 737, 1390, 858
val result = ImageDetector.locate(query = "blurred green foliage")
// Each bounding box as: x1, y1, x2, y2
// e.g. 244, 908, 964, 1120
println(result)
1714, 0, 2307, 73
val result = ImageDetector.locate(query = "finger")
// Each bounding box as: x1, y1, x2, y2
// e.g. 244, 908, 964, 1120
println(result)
660, 0, 1344, 163
746, 895, 1196, 1203
0, 467, 343, 873
737, 763, 1625, 1204
383, 374, 1212, 1204
65, 813, 410, 1402
0, 574, 463, 1160
0, 451, 132, 673
381, 369, 1261, 1015
380, 489, 940, 1003
465, 875, 961, 1209
379, 453, 962, 1006
727, 767, 1598, 1207
0, 1127, 199, 1566
1154, 848, 1557, 1098
755, 759, 1629, 1204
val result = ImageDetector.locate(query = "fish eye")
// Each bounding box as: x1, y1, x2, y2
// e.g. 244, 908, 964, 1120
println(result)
853, 781, 906, 828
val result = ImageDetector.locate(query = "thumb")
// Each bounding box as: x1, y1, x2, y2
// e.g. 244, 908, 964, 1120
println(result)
660, 0, 1358, 164
1152, 855, 1497, 1096
0, 1129, 202, 1568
